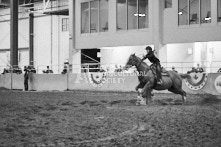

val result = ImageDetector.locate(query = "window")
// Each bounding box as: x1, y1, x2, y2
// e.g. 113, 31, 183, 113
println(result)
81, 0, 109, 34
99, 0, 109, 32
178, 0, 212, 25
218, 0, 221, 22
62, 18, 69, 32
178, 0, 188, 25
128, 0, 137, 30
117, 0, 149, 31
138, 0, 149, 29
81, 2, 89, 33
189, 0, 199, 24
117, 0, 127, 30
200, 0, 211, 23
90, 1, 99, 33
165, 0, 172, 8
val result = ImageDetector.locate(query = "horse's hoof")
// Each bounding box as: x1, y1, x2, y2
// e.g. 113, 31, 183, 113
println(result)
139, 101, 147, 106
136, 102, 140, 106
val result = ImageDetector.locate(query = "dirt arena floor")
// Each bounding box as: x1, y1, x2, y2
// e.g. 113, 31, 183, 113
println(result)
0, 88, 221, 147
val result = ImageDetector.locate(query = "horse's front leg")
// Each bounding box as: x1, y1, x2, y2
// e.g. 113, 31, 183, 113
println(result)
141, 81, 153, 105
135, 82, 143, 92
136, 90, 144, 105
135, 83, 146, 105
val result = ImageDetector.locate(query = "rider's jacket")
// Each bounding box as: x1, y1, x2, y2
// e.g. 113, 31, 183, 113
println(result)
142, 50, 160, 63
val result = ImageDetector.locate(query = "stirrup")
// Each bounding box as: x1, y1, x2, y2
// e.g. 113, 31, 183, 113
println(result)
157, 79, 163, 84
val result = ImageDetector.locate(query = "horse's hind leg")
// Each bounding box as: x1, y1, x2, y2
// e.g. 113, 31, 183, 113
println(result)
168, 87, 187, 104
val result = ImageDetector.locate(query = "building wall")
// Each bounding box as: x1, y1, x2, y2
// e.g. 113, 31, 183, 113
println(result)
0, 10, 69, 73
73, 0, 221, 49
163, 0, 221, 44
74, 0, 154, 49
34, 15, 69, 73
70, 0, 221, 73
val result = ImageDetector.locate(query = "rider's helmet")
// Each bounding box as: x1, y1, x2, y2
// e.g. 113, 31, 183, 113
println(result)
145, 46, 152, 51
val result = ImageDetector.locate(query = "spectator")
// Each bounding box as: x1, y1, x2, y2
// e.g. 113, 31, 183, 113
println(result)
82, 66, 87, 73
187, 67, 197, 74
172, 66, 178, 73
1, 68, 7, 74
28, 65, 36, 73
43, 66, 53, 73
61, 62, 69, 74
99, 66, 106, 72
12, 66, 22, 74
196, 63, 204, 73
115, 65, 123, 72
24, 66, 29, 91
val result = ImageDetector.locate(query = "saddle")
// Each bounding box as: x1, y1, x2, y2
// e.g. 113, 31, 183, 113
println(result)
150, 64, 170, 77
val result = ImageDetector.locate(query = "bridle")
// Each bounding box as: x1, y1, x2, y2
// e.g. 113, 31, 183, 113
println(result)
128, 56, 142, 70
125, 54, 144, 70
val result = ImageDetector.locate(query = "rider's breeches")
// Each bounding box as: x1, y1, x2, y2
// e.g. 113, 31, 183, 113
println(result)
156, 62, 162, 80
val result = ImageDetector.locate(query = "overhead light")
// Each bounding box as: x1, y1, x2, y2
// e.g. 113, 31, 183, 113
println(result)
134, 13, 146, 17
205, 17, 211, 21
178, 11, 183, 15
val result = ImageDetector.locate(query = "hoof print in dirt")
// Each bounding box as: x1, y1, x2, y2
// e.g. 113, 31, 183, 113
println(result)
80, 101, 102, 107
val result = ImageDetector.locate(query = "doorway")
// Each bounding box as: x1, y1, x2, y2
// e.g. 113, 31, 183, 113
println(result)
81, 48, 100, 72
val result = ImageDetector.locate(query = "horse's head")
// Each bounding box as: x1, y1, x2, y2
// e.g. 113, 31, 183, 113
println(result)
125, 53, 140, 69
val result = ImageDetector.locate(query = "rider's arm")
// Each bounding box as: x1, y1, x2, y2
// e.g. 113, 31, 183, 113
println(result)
141, 54, 148, 61
144, 51, 154, 59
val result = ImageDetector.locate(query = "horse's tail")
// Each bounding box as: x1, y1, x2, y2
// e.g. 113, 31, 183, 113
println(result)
179, 73, 191, 79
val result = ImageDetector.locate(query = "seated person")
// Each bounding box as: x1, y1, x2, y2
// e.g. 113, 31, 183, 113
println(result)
172, 66, 178, 73
12, 66, 22, 74
28, 66, 36, 73
115, 65, 123, 72
61, 65, 67, 74
99, 67, 106, 72
61, 61, 69, 74
43, 66, 53, 73
187, 67, 197, 74
1, 68, 7, 74
196, 63, 204, 73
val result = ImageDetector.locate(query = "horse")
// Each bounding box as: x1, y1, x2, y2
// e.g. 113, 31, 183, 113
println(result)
125, 54, 189, 105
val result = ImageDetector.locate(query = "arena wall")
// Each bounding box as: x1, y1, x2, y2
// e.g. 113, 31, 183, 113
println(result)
0, 74, 12, 89
29, 73, 68, 91
0, 73, 221, 95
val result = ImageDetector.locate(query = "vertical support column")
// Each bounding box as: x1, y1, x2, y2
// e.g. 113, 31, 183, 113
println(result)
50, 15, 53, 67
69, 0, 77, 73
10, 0, 18, 68
29, 0, 34, 66
152, 0, 167, 64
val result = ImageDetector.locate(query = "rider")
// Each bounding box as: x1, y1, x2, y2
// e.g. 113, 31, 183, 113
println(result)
141, 46, 163, 84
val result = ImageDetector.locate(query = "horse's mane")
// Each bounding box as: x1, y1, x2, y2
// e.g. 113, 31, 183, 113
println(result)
134, 55, 149, 69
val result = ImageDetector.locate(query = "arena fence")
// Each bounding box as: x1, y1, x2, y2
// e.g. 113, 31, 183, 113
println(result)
0, 71, 221, 96
0, 61, 221, 74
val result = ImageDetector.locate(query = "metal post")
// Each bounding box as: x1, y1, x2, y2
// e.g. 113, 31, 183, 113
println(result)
10, 0, 19, 68
29, 0, 34, 66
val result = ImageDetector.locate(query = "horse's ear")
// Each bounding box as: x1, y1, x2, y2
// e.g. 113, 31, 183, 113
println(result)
132, 53, 135, 56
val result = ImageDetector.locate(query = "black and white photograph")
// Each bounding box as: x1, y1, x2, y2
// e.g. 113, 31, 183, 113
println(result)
0, 0, 221, 146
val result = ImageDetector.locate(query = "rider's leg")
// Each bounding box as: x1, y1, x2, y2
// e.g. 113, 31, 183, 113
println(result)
156, 62, 162, 84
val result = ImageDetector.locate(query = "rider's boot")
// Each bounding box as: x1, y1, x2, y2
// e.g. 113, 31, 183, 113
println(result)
157, 78, 163, 85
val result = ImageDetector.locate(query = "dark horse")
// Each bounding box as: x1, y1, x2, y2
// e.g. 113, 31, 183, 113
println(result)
125, 54, 189, 105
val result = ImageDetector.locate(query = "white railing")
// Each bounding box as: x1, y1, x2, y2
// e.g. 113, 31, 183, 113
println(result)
1, 61, 221, 74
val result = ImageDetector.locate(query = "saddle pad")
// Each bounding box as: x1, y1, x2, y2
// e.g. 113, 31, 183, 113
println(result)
161, 72, 170, 76
161, 68, 170, 76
